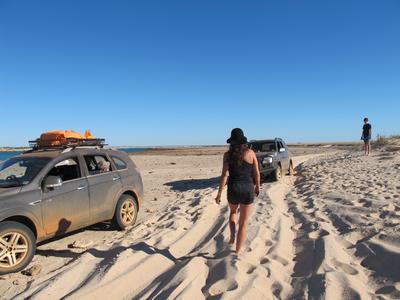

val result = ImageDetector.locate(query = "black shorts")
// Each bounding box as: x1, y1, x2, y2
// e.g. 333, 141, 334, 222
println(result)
227, 181, 255, 205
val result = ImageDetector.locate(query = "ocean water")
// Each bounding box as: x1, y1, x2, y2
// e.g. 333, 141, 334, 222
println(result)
0, 151, 22, 162
0, 148, 150, 162
116, 148, 151, 153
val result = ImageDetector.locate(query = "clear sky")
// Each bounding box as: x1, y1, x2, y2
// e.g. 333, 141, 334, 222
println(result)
1, 0, 399, 147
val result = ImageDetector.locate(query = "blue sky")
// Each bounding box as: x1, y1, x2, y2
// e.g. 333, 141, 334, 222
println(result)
1, 0, 399, 146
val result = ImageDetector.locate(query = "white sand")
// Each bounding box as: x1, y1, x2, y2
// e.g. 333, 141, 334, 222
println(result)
1, 143, 399, 299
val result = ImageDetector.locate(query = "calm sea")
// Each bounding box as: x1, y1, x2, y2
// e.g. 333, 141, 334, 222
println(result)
0, 151, 22, 162
0, 148, 150, 162
116, 147, 151, 153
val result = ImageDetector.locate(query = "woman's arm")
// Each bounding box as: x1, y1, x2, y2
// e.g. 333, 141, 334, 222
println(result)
252, 151, 261, 196
215, 152, 229, 204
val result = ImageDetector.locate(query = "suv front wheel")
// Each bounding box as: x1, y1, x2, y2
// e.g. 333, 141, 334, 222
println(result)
288, 160, 294, 175
112, 195, 138, 230
0, 221, 36, 275
273, 164, 283, 181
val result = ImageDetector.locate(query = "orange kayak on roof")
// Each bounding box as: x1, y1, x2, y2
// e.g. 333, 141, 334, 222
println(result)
36, 130, 95, 147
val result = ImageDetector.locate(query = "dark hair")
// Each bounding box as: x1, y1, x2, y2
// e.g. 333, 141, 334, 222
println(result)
364, 117, 368, 122
227, 144, 248, 166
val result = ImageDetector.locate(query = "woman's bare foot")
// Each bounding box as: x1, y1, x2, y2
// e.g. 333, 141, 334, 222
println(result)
235, 248, 244, 256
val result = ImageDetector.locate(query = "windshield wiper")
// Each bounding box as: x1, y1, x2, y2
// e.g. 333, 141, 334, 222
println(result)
0, 182, 21, 188
0, 177, 23, 188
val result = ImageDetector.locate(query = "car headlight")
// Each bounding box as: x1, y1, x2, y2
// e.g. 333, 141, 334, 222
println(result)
262, 157, 273, 164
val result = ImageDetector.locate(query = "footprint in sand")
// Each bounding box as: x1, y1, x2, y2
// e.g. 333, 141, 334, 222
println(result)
271, 255, 289, 266
308, 229, 329, 240
207, 279, 239, 297
291, 223, 303, 231
331, 259, 358, 275
272, 282, 283, 298
375, 285, 397, 295
260, 256, 269, 264
246, 265, 257, 274
265, 240, 273, 247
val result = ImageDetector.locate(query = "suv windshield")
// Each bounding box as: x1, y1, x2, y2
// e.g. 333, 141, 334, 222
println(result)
0, 157, 50, 188
249, 142, 276, 153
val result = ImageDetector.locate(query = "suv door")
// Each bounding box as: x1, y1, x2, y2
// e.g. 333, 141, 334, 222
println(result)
41, 156, 90, 235
84, 154, 123, 223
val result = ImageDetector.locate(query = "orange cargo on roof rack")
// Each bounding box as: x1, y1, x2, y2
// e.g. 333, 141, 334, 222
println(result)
38, 130, 85, 147
29, 130, 105, 149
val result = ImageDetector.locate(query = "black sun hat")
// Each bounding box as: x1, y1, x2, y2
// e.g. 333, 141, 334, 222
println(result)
227, 128, 248, 145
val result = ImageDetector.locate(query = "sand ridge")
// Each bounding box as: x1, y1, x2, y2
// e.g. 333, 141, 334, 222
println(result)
1, 145, 399, 299
287, 150, 400, 299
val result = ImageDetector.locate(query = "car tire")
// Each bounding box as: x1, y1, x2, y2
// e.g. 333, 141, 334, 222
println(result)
0, 221, 36, 275
112, 195, 138, 230
273, 164, 283, 181
288, 160, 294, 175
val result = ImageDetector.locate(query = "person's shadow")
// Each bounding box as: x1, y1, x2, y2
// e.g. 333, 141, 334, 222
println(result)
55, 218, 72, 236
164, 177, 220, 192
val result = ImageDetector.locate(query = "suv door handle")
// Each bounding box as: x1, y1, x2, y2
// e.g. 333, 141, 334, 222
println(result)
77, 185, 87, 191
112, 176, 119, 181
29, 200, 42, 206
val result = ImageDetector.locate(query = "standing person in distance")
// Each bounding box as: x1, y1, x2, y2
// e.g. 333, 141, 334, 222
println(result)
362, 117, 372, 156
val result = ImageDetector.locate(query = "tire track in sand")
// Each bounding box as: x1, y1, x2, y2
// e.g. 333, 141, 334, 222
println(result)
13, 155, 321, 300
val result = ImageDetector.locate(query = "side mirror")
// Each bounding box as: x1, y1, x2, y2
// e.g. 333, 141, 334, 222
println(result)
44, 176, 63, 190
279, 148, 286, 153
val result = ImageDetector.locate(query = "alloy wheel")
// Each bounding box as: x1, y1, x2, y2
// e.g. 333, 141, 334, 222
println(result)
120, 201, 135, 225
0, 232, 29, 269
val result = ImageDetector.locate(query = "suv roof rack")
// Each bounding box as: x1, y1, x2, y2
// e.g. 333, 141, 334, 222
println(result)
26, 138, 107, 153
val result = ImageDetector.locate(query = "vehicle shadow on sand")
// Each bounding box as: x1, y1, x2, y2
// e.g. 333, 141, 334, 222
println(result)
36, 240, 232, 267
30, 240, 235, 298
164, 177, 220, 192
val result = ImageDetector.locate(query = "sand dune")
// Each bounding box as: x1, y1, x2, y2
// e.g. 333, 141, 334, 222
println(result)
287, 149, 400, 299
1, 144, 399, 299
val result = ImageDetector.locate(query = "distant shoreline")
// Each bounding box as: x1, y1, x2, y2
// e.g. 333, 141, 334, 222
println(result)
0, 141, 360, 152
0, 141, 363, 153
0, 148, 30, 152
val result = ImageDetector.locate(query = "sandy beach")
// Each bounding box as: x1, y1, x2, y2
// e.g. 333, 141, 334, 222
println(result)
0, 140, 399, 299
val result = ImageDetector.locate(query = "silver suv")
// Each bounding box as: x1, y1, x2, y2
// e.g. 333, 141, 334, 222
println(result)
0, 147, 143, 275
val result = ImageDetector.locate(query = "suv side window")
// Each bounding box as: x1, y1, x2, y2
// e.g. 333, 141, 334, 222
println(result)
111, 156, 128, 170
46, 158, 81, 182
277, 141, 285, 151
84, 155, 111, 175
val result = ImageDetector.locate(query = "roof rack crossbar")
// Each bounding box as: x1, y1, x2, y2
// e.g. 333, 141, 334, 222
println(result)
28, 138, 106, 151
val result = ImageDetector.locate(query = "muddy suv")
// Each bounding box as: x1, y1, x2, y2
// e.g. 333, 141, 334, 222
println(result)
0, 147, 143, 275
248, 138, 293, 181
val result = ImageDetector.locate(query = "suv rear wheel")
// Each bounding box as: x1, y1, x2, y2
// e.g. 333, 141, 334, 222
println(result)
0, 221, 36, 275
112, 195, 138, 230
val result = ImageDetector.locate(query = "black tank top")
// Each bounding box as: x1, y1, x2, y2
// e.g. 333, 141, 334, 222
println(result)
228, 161, 254, 184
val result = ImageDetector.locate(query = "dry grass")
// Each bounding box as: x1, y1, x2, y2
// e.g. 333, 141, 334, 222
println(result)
373, 134, 390, 148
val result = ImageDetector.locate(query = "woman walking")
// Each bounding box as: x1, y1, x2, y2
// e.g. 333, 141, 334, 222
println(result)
215, 128, 260, 254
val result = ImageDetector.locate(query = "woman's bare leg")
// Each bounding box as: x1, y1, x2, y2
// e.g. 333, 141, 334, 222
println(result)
228, 203, 238, 244
236, 203, 253, 254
